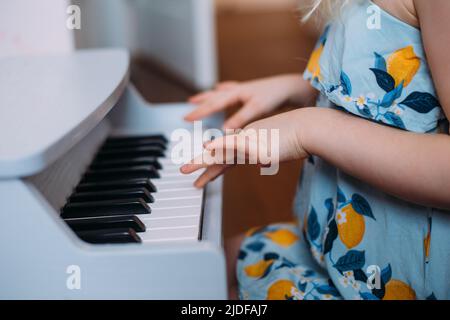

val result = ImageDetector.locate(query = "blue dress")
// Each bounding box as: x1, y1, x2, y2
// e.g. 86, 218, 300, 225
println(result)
237, 0, 450, 300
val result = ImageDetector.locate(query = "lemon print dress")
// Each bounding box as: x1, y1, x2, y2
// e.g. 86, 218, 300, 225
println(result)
237, 0, 450, 300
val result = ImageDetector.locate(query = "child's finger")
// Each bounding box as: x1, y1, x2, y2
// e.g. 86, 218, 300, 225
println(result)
194, 165, 230, 188
179, 154, 208, 174
206, 132, 264, 165
205, 134, 251, 156
203, 140, 213, 148
186, 91, 240, 121
215, 81, 238, 91
205, 135, 241, 161
188, 91, 213, 103
180, 148, 221, 174
223, 101, 258, 129
184, 103, 213, 121
184, 105, 212, 121
205, 135, 235, 151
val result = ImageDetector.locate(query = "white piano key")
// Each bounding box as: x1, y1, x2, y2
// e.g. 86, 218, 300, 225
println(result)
154, 176, 199, 184
141, 205, 202, 218
154, 188, 202, 200
140, 226, 199, 242
151, 197, 202, 209
159, 172, 202, 181
159, 166, 184, 173
142, 237, 199, 244
159, 156, 184, 166
153, 180, 197, 191
159, 171, 200, 179
140, 216, 199, 229
159, 157, 192, 167
160, 158, 203, 167
156, 187, 199, 193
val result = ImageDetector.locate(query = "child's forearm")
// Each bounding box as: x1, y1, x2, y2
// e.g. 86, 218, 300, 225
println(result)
298, 107, 450, 210
282, 74, 318, 107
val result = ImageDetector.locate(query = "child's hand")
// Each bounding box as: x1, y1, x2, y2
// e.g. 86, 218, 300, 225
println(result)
184, 75, 311, 129
181, 109, 312, 188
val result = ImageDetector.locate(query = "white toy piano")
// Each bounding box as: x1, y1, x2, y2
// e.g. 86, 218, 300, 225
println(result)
0, 49, 226, 299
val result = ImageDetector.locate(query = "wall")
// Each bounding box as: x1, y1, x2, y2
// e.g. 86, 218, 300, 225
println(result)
73, 0, 217, 90
0, 0, 73, 57
216, 0, 299, 11
73, 0, 138, 51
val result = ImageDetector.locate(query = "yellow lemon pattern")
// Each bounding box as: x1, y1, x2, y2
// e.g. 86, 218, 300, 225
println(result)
266, 280, 297, 300
424, 216, 432, 262
265, 229, 299, 248
386, 46, 421, 88
383, 280, 417, 300
337, 204, 365, 249
244, 259, 275, 278
424, 231, 431, 260
303, 33, 440, 132
306, 45, 324, 81
305, 25, 330, 83
238, 223, 344, 300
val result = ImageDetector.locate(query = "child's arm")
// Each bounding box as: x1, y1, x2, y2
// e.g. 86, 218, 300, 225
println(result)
301, 107, 450, 210
415, 0, 450, 124
182, 105, 450, 209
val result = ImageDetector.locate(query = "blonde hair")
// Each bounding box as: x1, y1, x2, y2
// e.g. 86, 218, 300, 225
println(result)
301, 0, 352, 22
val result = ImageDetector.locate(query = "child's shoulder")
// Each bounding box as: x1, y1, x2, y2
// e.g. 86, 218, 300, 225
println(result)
373, 0, 419, 28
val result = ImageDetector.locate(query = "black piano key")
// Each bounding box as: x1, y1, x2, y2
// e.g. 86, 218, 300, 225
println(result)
90, 157, 162, 170
95, 146, 165, 159
100, 140, 167, 151
69, 188, 154, 203
61, 198, 151, 219
106, 134, 168, 144
82, 166, 160, 182
76, 228, 142, 244
75, 178, 157, 193
65, 215, 146, 233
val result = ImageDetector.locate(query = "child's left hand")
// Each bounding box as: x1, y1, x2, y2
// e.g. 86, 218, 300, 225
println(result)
180, 109, 312, 188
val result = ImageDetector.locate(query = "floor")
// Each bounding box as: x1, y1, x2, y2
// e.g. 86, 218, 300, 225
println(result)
131, 8, 317, 238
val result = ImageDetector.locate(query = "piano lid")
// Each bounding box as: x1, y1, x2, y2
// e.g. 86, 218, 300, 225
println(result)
0, 49, 129, 179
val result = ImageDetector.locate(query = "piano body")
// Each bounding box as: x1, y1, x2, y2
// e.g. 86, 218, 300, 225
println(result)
0, 49, 226, 299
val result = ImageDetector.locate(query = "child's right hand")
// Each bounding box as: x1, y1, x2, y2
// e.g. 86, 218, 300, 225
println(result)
181, 107, 316, 188
184, 74, 313, 129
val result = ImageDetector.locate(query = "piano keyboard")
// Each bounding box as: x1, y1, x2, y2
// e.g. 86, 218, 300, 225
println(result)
61, 134, 204, 244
